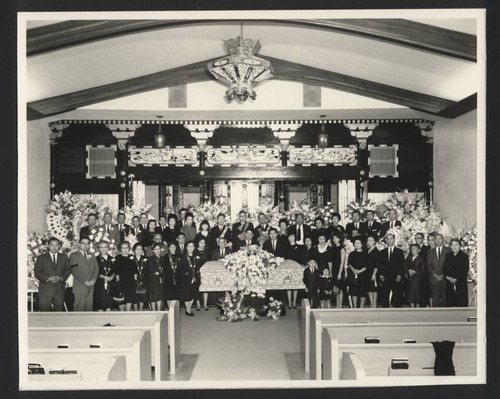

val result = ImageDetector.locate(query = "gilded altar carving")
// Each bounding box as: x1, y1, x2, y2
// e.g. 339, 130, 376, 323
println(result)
205, 146, 281, 166
288, 146, 357, 166
128, 146, 199, 166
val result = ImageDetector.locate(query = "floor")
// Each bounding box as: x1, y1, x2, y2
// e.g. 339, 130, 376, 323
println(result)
177, 307, 309, 381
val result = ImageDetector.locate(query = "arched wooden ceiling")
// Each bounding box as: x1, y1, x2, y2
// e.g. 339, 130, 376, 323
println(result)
26, 18, 478, 120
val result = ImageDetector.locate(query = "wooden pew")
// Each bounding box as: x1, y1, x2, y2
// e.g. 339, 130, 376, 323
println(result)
311, 317, 477, 380
303, 299, 476, 378
28, 339, 150, 381
321, 327, 477, 380
29, 328, 151, 382
28, 301, 181, 379
28, 356, 126, 382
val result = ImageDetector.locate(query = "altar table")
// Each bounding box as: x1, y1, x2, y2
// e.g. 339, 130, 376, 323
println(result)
199, 259, 306, 292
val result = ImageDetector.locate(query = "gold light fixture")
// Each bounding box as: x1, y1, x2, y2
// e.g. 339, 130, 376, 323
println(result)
207, 22, 274, 102
318, 115, 328, 147
155, 115, 166, 149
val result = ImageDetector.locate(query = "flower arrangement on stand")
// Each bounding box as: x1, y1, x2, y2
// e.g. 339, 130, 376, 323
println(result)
247, 204, 282, 228
120, 202, 153, 225
267, 297, 283, 321
217, 291, 248, 322
284, 200, 318, 226
342, 198, 379, 224
188, 201, 230, 228
87, 226, 118, 255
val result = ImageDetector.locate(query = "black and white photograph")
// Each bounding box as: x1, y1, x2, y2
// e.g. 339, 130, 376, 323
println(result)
17, 8, 487, 391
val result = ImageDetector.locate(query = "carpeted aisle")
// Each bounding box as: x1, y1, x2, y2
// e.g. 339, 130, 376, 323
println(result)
179, 307, 304, 381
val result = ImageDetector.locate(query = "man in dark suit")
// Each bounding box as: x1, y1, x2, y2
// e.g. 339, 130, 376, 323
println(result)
130, 216, 141, 236
69, 237, 99, 311
156, 215, 168, 239
242, 229, 257, 248
101, 212, 120, 247
232, 210, 254, 251
415, 232, 430, 307
378, 233, 405, 307
79, 213, 99, 240
303, 259, 320, 308
254, 212, 271, 246
263, 228, 286, 257
211, 237, 232, 260
288, 213, 311, 246
145, 233, 168, 258
34, 237, 71, 311
380, 209, 402, 237
345, 211, 366, 239
116, 212, 132, 243
139, 212, 149, 232
209, 214, 232, 250
362, 210, 382, 238
426, 233, 451, 307
175, 232, 187, 258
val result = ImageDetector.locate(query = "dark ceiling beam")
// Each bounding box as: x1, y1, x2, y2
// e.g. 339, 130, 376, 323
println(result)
27, 58, 215, 119
27, 56, 457, 121
289, 19, 477, 62
267, 56, 455, 113
438, 93, 477, 118
27, 19, 476, 62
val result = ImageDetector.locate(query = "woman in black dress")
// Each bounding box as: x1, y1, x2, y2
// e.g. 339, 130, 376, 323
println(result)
347, 237, 368, 308
195, 220, 211, 253
115, 241, 136, 311
405, 243, 425, 308
443, 239, 470, 307
330, 232, 346, 309
141, 219, 157, 248
311, 233, 332, 273
284, 232, 307, 309
304, 236, 315, 263
163, 214, 178, 245
94, 240, 116, 311
365, 234, 380, 308
131, 243, 148, 311
164, 242, 180, 309
194, 237, 210, 311
147, 243, 166, 311
178, 241, 198, 316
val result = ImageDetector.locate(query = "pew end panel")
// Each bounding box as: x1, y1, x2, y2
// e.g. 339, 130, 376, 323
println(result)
301, 298, 311, 372
168, 300, 181, 375
341, 352, 366, 380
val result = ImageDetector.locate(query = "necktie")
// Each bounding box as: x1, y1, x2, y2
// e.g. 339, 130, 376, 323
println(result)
369, 222, 372, 230
119, 224, 122, 232
106, 225, 109, 234
388, 248, 392, 261
297, 226, 301, 242
52, 254, 56, 264
355, 223, 358, 229
221, 249, 224, 258
438, 247, 441, 260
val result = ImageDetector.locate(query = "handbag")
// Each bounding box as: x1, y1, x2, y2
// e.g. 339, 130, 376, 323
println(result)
345, 271, 357, 287
110, 280, 124, 302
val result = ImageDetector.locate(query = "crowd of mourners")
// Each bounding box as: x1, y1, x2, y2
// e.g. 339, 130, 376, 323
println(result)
34, 207, 471, 314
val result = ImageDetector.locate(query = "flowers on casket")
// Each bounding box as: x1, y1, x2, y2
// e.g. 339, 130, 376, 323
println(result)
222, 245, 284, 290
267, 297, 283, 321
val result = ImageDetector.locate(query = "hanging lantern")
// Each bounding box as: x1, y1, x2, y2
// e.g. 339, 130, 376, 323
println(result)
207, 23, 273, 102
318, 116, 328, 147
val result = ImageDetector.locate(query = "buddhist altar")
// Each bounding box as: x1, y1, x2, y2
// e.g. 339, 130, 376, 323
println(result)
199, 259, 306, 292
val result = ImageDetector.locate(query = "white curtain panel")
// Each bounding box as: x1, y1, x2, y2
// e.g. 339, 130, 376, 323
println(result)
338, 180, 357, 217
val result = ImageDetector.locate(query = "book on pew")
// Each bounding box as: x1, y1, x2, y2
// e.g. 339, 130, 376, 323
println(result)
364, 336, 380, 344
467, 317, 477, 322
102, 323, 120, 327
403, 338, 417, 343
391, 358, 409, 369
28, 363, 45, 374
57, 344, 69, 349
89, 344, 101, 348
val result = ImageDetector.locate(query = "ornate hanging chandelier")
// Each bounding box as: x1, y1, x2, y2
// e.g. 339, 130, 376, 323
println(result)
207, 23, 274, 102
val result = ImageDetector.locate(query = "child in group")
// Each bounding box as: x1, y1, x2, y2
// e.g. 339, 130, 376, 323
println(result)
303, 259, 321, 308
319, 268, 334, 308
